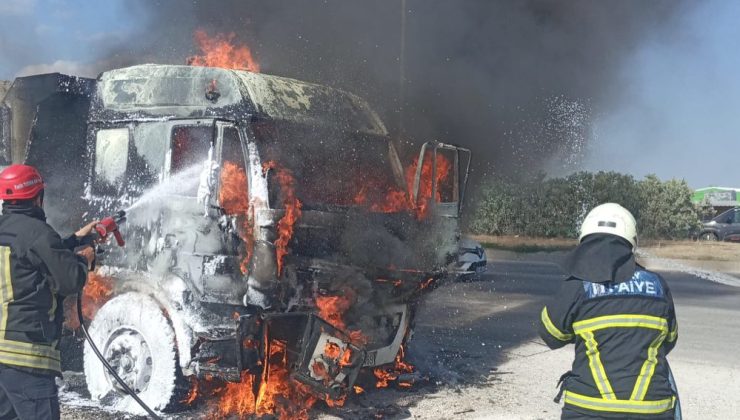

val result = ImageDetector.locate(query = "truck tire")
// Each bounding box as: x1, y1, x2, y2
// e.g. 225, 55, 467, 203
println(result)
83, 292, 178, 414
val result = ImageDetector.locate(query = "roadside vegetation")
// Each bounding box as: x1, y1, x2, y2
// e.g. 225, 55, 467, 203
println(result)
470, 171, 701, 240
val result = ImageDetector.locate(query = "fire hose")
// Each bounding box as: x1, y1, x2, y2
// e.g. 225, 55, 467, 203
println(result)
75, 211, 162, 420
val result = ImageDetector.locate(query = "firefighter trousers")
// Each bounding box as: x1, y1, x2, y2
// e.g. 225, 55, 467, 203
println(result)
0, 365, 59, 420
562, 406, 676, 420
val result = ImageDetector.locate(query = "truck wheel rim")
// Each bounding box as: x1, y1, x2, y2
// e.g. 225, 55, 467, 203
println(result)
103, 327, 153, 394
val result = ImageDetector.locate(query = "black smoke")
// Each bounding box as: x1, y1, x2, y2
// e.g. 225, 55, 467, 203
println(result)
102, 0, 694, 183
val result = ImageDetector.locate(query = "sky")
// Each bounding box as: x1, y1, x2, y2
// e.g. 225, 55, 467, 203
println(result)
584, 0, 740, 188
0, 0, 738, 188
0, 0, 142, 77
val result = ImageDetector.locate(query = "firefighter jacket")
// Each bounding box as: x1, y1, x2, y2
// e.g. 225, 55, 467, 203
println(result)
539, 254, 678, 418
0, 204, 88, 376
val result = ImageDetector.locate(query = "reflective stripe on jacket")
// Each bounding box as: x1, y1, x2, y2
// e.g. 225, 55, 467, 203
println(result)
539, 268, 678, 417
0, 207, 88, 376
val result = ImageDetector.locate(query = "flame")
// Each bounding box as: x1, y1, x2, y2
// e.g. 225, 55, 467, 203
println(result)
216, 371, 258, 417
182, 377, 200, 405
64, 271, 114, 330
373, 344, 415, 389
376, 278, 403, 287
256, 340, 318, 419
418, 277, 435, 291
262, 161, 303, 276
324, 342, 342, 360
184, 340, 321, 419
353, 385, 364, 394
408, 152, 452, 219
219, 161, 255, 274
353, 153, 452, 219
187, 29, 260, 72
315, 287, 368, 345
315, 288, 355, 332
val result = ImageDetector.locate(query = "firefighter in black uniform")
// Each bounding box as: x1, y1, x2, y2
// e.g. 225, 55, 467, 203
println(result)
0, 164, 96, 420
539, 203, 679, 419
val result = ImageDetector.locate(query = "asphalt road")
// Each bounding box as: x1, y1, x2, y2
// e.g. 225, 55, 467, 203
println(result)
59, 258, 740, 419
404, 259, 740, 419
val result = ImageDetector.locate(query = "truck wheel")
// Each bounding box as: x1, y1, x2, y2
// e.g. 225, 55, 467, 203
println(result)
83, 292, 178, 414
699, 232, 718, 241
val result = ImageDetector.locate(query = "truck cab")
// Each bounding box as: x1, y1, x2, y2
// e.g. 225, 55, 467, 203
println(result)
1, 65, 471, 414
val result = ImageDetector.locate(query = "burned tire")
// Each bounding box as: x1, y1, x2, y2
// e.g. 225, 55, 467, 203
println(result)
699, 232, 719, 241
83, 292, 177, 415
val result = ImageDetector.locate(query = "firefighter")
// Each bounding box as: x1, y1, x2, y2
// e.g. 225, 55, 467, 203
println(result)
539, 203, 679, 419
0, 164, 96, 420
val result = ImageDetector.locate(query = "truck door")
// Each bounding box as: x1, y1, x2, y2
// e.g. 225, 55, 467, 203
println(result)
193, 121, 253, 304
411, 141, 471, 218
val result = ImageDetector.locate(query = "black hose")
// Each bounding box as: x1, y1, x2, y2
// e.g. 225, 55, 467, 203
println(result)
76, 292, 162, 420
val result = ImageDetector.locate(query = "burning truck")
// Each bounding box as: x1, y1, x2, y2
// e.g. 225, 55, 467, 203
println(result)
0, 64, 471, 417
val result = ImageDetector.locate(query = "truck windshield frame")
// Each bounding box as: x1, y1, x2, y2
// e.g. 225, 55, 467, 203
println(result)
251, 119, 406, 211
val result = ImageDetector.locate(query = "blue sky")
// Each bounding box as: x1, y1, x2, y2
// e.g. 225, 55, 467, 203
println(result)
0, 0, 141, 78
584, 0, 740, 187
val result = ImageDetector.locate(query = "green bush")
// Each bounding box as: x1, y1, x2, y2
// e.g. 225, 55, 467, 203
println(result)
470, 171, 700, 240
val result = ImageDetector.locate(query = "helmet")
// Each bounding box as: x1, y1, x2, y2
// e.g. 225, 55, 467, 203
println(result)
0, 164, 45, 201
579, 203, 638, 249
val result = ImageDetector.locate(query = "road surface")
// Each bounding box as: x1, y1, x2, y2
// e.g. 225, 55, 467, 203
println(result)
401, 259, 740, 419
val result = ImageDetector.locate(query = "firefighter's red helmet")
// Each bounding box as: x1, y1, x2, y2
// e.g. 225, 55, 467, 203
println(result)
0, 164, 45, 201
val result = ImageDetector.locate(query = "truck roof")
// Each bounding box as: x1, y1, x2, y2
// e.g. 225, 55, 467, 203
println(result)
98, 64, 387, 136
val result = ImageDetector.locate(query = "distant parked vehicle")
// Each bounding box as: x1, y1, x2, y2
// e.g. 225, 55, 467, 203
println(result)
697, 207, 740, 241
454, 238, 487, 281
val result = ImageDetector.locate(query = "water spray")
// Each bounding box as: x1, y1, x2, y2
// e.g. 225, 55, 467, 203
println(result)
76, 210, 161, 419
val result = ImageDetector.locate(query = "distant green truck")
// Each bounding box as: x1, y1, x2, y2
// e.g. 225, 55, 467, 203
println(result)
692, 187, 740, 210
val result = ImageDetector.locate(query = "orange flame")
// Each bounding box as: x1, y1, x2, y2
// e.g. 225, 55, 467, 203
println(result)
187, 29, 260, 72
185, 340, 322, 419
408, 152, 452, 219
324, 342, 342, 360
262, 161, 303, 276
219, 161, 254, 274
315, 287, 368, 345
64, 271, 114, 330
256, 340, 318, 419
373, 344, 415, 389
354, 153, 452, 219
419, 277, 435, 291
315, 288, 355, 332
216, 371, 258, 417
181, 377, 200, 405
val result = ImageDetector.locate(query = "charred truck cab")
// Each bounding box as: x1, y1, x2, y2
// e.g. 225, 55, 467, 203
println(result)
0, 64, 470, 412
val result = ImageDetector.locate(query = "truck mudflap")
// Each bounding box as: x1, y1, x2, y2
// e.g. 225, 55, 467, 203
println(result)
263, 313, 366, 401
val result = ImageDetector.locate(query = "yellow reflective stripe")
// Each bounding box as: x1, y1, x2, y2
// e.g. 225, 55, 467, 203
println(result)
0, 247, 12, 339
540, 306, 573, 341
0, 339, 60, 360
630, 329, 667, 400
573, 314, 668, 334
0, 350, 61, 371
667, 321, 678, 343
48, 291, 57, 320
564, 391, 675, 414
580, 331, 615, 399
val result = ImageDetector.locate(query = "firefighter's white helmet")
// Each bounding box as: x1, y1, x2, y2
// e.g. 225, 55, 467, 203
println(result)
579, 203, 638, 249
